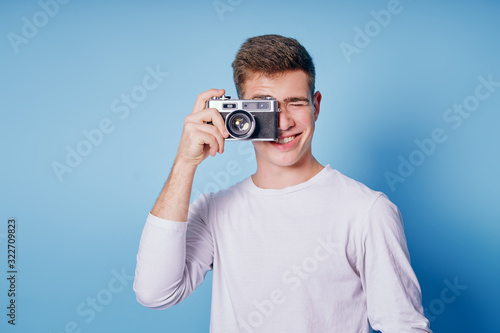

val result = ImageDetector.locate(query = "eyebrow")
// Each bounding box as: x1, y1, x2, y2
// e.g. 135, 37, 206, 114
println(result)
250, 94, 273, 99
250, 95, 310, 104
283, 97, 310, 104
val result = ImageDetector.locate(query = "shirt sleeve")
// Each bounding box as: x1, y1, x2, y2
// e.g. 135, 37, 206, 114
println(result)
359, 194, 432, 333
133, 194, 214, 309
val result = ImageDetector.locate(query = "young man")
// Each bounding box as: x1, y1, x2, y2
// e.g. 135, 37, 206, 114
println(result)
134, 35, 432, 332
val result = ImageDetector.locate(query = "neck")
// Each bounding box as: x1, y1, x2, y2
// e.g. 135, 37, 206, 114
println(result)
251, 154, 324, 189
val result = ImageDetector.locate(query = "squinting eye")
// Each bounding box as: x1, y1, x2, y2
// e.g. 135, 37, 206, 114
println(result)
289, 103, 308, 107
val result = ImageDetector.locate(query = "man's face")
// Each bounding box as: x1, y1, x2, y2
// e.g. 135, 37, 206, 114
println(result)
241, 70, 321, 169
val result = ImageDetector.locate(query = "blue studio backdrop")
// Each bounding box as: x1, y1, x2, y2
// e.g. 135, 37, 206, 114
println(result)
1, 0, 499, 332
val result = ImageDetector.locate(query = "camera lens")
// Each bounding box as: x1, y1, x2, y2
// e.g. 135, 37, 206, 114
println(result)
226, 110, 255, 139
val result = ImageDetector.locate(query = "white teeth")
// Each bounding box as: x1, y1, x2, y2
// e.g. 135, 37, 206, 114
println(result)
277, 135, 295, 144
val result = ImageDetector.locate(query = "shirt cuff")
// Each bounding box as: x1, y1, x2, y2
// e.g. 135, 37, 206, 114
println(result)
146, 213, 188, 232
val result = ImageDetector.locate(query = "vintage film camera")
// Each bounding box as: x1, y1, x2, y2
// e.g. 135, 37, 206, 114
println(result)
206, 95, 279, 141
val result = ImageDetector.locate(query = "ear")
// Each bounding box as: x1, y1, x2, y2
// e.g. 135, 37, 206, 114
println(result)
312, 91, 322, 121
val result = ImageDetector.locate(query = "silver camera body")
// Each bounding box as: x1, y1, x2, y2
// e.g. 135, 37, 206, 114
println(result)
206, 95, 279, 141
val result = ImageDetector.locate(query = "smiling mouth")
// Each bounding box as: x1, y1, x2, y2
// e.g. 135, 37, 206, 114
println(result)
277, 135, 296, 144
275, 133, 301, 144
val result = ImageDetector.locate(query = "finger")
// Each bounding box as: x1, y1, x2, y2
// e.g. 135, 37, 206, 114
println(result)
195, 129, 221, 156
207, 108, 229, 138
194, 122, 225, 154
185, 122, 224, 154
186, 108, 229, 139
192, 89, 225, 113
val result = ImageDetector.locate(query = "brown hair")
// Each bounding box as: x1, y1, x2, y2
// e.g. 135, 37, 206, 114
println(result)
232, 34, 315, 98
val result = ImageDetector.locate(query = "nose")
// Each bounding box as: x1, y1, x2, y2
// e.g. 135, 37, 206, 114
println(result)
278, 105, 294, 131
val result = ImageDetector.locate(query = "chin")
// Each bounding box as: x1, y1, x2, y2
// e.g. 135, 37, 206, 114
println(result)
261, 148, 308, 168
255, 139, 312, 167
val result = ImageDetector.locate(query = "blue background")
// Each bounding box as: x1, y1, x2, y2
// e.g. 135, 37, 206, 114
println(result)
1, 0, 499, 332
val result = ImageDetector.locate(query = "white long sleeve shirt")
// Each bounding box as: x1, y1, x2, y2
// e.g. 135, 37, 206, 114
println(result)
134, 165, 432, 332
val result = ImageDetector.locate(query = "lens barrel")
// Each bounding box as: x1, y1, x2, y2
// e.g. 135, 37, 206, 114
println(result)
225, 110, 255, 139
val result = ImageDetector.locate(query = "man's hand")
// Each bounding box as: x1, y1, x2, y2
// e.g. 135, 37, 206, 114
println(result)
151, 89, 229, 221
176, 89, 230, 166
